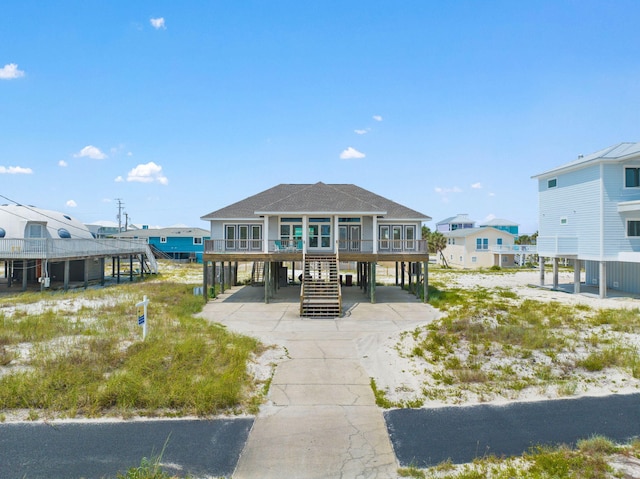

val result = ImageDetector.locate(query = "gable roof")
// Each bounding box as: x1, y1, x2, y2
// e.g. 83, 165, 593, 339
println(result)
479, 218, 519, 227
532, 142, 640, 179
443, 226, 515, 239
201, 182, 430, 221
436, 213, 475, 226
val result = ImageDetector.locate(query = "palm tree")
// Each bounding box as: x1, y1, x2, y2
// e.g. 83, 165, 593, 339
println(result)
427, 231, 449, 268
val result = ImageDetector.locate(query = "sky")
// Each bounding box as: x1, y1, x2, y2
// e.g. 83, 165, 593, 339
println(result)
2, 1, 640, 234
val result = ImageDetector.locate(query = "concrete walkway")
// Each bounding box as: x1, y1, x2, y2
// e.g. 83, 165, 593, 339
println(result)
198, 284, 439, 479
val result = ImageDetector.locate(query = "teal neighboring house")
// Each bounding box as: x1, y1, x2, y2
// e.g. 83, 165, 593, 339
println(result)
115, 227, 210, 263
478, 218, 519, 237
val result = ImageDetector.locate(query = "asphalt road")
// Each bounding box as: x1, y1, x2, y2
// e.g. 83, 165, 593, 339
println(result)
385, 393, 640, 467
0, 417, 253, 479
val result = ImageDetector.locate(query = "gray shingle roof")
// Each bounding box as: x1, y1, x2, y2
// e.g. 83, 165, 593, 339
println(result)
201, 182, 430, 220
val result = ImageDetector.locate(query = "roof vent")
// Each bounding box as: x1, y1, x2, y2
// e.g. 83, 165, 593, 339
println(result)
578, 154, 584, 159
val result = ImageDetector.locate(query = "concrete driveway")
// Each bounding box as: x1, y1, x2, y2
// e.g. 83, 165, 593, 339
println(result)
198, 284, 439, 479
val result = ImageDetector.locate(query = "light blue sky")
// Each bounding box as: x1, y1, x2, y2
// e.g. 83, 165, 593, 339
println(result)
2, 1, 640, 233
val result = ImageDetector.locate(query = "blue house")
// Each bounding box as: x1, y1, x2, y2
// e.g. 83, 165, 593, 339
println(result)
533, 142, 640, 297
116, 227, 210, 263
478, 218, 519, 237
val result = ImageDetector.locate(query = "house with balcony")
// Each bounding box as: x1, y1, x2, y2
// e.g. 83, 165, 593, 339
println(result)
478, 218, 519, 237
532, 142, 640, 298
115, 227, 210, 263
436, 213, 476, 232
200, 182, 431, 317
0, 205, 157, 291
440, 226, 518, 269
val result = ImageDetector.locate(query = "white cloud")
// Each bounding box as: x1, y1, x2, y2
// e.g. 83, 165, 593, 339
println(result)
488, 192, 496, 197
125, 162, 168, 185
74, 145, 107, 160
150, 17, 166, 29
58, 160, 68, 167
340, 147, 366, 160
434, 186, 462, 194
434, 186, 462, 203
471, 182, 482, 189
0, 165, 33, 174
354, 129, 369, 135
66, 200, 77, 208
484, 214, 496, 222
114, 176, 124, 183
372, 115, 383, 122
0, 63, 25, 80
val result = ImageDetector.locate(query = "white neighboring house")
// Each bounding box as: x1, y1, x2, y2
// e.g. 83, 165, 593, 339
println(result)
532, 142, 640, 298
0, 204, 156, 289
440, 226, 517, 269
436, 213, 476, 232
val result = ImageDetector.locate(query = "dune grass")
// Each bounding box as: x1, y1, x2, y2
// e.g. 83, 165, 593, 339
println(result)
399, 435, 639, 479
0, 273, 263, 419
388, 270, 640, 406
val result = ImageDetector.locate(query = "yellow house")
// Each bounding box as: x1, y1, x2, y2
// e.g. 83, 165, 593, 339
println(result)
440, 227, 517, 269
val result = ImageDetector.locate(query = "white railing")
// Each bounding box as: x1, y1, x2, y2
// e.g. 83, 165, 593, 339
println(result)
0, 238, 151, 260
205, 238, 428, 255
490, 244, 538, 254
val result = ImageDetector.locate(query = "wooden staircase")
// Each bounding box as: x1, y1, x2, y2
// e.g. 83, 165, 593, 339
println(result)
251, 261, 265, 286
300, 254, 341, 318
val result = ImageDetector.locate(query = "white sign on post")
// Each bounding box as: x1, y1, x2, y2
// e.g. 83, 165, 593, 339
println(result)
136, 295, 149, 340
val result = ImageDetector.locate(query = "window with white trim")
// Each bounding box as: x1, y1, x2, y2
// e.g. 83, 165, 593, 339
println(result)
547, 178, 557, 188
626, 167, 640, 188
160, 236, 167, 243
193, 237, 203, 245
627, 220, 640, 237
476, 238, 488, 250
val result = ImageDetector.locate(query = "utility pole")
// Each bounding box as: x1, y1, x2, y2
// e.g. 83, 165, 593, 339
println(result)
124, 212, 129, 231
115, 198, 125, 232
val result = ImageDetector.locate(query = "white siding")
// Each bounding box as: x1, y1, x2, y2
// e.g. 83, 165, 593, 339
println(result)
586, 260, 640, 294
538, 165, 600, 257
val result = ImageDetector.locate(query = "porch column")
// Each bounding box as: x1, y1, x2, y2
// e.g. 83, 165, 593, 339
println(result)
401, 261, 405, 290
372, 216, 378, 254
100, 258, 105, 285
220, 262, 225, 294
22, 261, 27, 291
302, 216, 308, 254
553, 258, 559, 289
573, 259, 581, 294
599, 261, 607, 299
264, 261, 270, 304
370, 262, 376, 304
415, 262, 421, 299
408, 262, 412, 293
129, 255, 134, 283
63, 260, 70, 291
423, 260, 429, 303
211, 261, 216, 298
116, 257, 121, 284
334, 216, 339, 254
84, 259, 89, 289
263, 216, 270, 253
203, 261, 208, 302
539, 257, 545, 286
395, 262, 399, 285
